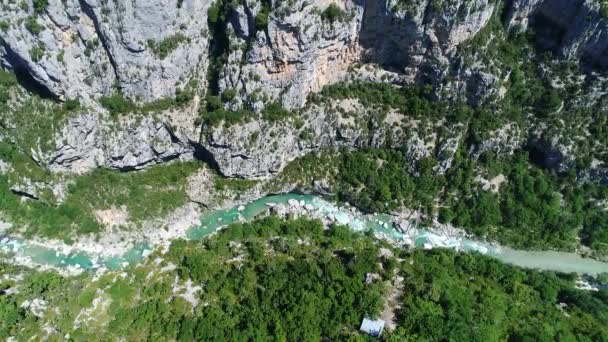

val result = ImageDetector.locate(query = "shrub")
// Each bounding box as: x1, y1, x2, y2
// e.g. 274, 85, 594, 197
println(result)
206, 95, 222, 112
99, 94, 136, 116
535, 88, 562, 117
147, 34, 188, 59
321, 3, 345, 23
0, 70, 17, 88
0, 20, 9, 32
601, 1, 608, 17
207, 2, 221, 26
62, 99, 80, 111
202, 108, 252, 126
29, 45, 45, 62
221, 88, 237, 102
255, 6, 270, 30
33, 0, 48, 14
25, 16, 42, 35
262, 102, 291, 122
56, 50, 64, 63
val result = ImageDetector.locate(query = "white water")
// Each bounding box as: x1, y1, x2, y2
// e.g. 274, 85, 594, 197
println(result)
1, 194, 607, 276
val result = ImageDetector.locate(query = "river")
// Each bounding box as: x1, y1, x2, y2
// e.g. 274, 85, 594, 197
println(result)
1, 194, 607, 276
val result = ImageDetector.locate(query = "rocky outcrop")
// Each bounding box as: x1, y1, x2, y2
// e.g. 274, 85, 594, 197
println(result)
218, 0, 363, 110
0, 0, 211, 102
469, 123, 524, 159
506, 0, 608, 70
1, 0, 607, 182
202, 98, 464, 178
217, 0, 502, 109
2, 0, 606, 108
360, 0, 496, 73
47, 101, 202, 172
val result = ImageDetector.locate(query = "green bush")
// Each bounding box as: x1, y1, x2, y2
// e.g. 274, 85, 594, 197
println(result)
99, 94, 136, 116
255, 5, 270, 30
0, 20, 9, 32
29, 45, 45, 62
207, 2, 221, 26
33, 0, 48, 13
62, 99, 80, 111
201, 107, 252, 126
321, 3, 346, 23
25, 16, 42, 35
261, 102, 291, 122
221, 88, 237, 102
601, 1, 608, 17
0, 70, 17, 88
147, 34, 188, 59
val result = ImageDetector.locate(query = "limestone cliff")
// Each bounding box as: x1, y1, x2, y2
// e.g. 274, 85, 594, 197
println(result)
0, 0, 607, 184
0, 0, 210, 102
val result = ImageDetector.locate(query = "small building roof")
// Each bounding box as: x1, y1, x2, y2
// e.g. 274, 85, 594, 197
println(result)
360, 317, 385, 337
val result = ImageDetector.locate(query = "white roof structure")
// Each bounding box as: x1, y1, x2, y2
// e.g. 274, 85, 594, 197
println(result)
360, 317, 385, 337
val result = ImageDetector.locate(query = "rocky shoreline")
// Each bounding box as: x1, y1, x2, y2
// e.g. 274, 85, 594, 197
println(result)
0, 190, 482, 276
2, 189, 608, 279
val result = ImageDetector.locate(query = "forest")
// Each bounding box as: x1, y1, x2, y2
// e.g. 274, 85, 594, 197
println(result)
1, 217, 607, 340
271, 145, 608, 256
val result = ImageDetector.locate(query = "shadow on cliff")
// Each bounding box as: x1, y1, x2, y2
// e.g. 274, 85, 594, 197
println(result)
357, 0, 424, 72
0, 42, 56, 100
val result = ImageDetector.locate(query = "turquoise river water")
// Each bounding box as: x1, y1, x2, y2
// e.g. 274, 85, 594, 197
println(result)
1, 194, 607, 276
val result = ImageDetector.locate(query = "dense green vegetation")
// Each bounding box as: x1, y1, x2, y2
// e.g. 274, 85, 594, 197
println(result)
0, 217, 386, 340
0, 69, 17, 102
361, 148, 607, 253
199, 95, 294, 126
147, 34, 189, 59
99, 93, 136, 115
99, 85, 195, 117
199, 94, 253, 126
254, 1, 271, 30
32, 0, 48, 14
313, 80, 513, 135
600, 0, 608, 17
321, 3, 346, 23
390, 249, 608, 340
267, 146, 608, 255
1, 217, 606, 340
0, 161, 202, 239
25, 16, 42, 35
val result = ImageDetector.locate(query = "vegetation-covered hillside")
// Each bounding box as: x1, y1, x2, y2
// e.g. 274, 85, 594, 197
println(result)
1, 217, 607, 340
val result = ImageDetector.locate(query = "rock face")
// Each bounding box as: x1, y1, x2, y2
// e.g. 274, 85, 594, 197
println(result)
219, 0, 363, 110
469, 123, 524, 159
506, 0, 608, 69
1, 0, 607, 107
202, 99, 464, 178
360, 0, 496, 76
0, 0, 211, 102
46, 100, 202, 173
218, 0, 501, 109
1, 0, 608, 182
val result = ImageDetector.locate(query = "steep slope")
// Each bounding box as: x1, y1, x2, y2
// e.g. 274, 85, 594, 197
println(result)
0, 0, 210, 102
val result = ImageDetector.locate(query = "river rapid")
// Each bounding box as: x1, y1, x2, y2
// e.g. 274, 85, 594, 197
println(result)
1, 194, 607, 276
